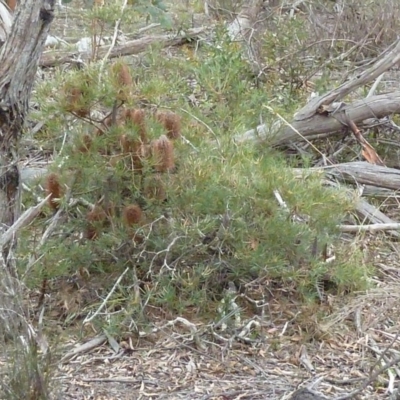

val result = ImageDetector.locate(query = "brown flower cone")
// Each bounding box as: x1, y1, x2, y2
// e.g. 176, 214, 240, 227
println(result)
155, 111, 182, 139
151, 135, 175, 172
111, 62, 133, 101
124, 108, 148, 143
86, 206, 107, 240
143, 174, 167, 202
120, 134, 134, 153
64, 86, 90, 117
46, 173, 62, 211
123, 204, 143, 226
120, 134, 144, 172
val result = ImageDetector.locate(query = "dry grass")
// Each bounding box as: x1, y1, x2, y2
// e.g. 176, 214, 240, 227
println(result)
308, 0, 400, 60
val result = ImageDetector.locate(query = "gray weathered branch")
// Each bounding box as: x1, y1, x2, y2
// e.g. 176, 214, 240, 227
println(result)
235, 39, 400, 147
319, 161, 400, 191
39, 26, 208, 67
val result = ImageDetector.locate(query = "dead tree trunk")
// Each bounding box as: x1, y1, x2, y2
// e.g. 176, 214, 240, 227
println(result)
0, 0, 55, 269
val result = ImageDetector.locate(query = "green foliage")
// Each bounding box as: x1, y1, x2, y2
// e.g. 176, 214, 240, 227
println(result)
260, 16, 309, 103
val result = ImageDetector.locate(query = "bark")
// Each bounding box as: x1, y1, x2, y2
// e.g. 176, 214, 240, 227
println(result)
0, 0, 55, 267
39, 26, 208, 68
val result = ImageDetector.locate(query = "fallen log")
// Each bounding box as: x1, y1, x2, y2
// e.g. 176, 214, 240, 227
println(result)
295, 163, 400, 237
39, 26, 208, 67
354, 198, 400, 238
235, 39, 400, 147
235, 91, 400, 146
319, 161, 400, 191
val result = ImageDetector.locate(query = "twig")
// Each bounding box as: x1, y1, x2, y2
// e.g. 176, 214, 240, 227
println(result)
367, 73, 384, 98
264, 105, 331, 161
83, 267, 130, 324
98, 0, 128, 80
339, 223, 400, 232
334, 354, 400, 400
0, 194, 51, 250
60, 335, 107, 363
179, 108, 222, 153
81, 377, 157, 384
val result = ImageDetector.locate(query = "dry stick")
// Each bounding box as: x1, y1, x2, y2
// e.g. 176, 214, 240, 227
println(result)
368, 332, 400, 380
40, 26, 208, 67
335, 354, 400, 400
295, 38, 400, 121
83, 267, 130, 324
339, 223, 400, 232
0, 194, 51, 250
81, 378, 155, 384
60, 334, 107, 363
98, 0, 128, 80
23, 177, 76, 279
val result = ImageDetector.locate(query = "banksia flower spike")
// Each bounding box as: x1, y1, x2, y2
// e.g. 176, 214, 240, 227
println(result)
86, 206, 107, 240
120, 133, 146, 172
151, 135, 175, 173
111, 61, 133, 102
46, 173, 62, 211
63, 85, 90, 117
155, 111, 182, 140
123, 204, 144, 245
125, 108, 148, 143
122, 204, 143, 226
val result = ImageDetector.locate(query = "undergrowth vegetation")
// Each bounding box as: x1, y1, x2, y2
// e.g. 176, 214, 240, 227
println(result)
18, 1, 375, 336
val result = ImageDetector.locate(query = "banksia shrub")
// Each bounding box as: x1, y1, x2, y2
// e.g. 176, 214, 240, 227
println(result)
63, 85, 90, 117
110, 61, 133, 102
155, 111, 182, 139
45, 173, 62, 211
151, 135, 175, 172
86, 206, 107, 240
122, 204, 143, 226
